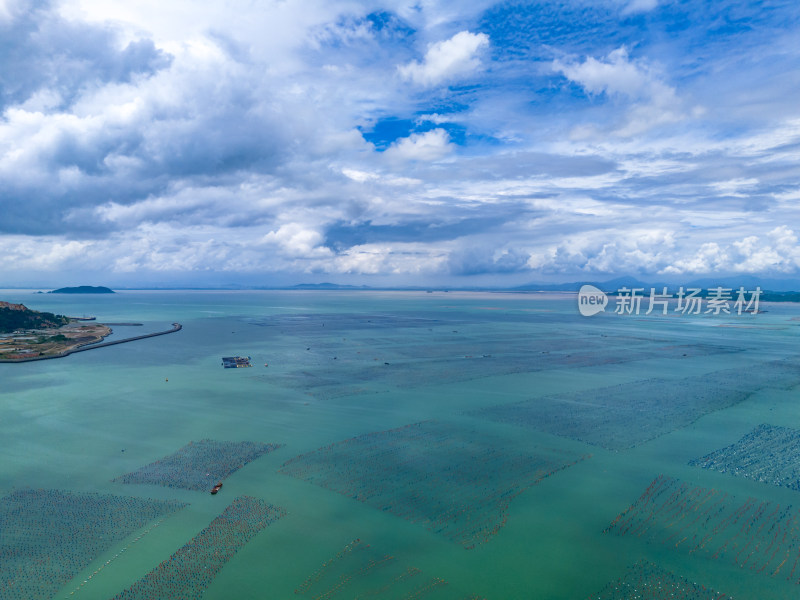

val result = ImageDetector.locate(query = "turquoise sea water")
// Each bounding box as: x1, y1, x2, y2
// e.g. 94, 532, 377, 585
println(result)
1, 290, 800, 599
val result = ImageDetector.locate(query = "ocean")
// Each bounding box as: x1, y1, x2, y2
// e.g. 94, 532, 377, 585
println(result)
1, 289, 799, 599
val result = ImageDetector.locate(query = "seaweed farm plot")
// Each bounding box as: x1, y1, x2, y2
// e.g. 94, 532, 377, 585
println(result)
699, 358, 800, 393
690, 424, 800, 491
475, 360, 800, 451
244, 312, 459, 334
270, 336, 737, 400
588, 561, 730, 600
295, 538, 485, 600
111, 496, 286, 600
113, 439, 282, 492
604, 475, 800, 584
0, 488, 186, 600
279, 421, 588, 548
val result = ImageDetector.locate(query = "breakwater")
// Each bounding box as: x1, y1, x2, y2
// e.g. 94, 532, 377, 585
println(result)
2, 323, 182, 363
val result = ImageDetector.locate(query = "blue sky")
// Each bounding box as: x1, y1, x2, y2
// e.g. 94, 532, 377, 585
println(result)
1, 0, 799, 287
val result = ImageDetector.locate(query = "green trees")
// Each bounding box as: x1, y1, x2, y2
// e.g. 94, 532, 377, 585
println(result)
0, 306, 69, 334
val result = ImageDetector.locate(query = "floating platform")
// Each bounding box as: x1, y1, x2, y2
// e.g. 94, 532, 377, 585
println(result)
221, 356, 251, 368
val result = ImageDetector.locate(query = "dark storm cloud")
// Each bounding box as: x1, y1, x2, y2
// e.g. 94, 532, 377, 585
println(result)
325, 214, 510, 248
0, 0, 170, 110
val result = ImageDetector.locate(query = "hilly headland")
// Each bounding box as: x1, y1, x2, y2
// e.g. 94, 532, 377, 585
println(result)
0, 301, 110, 361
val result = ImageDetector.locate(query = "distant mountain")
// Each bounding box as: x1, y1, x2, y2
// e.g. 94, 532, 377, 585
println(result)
512, 276, 652, 292
49, 286, 115, 294
513, 276, 800, 294
685, 276, 800, 292
290, 283, 370, 290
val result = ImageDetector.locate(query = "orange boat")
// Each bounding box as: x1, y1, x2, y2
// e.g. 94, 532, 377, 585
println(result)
210, 482, 223, 495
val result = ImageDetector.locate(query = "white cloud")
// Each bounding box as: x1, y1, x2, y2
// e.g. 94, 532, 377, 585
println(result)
0, 0, 20, 23
328, 242, 449, 275
398, 30, 489, 87
262, 223, 332, 259
554, 47, 649, 98
341, 168, 378, 183
621, 0, 659, 16
553, 47, 686, 136
383, 128, 453, 162
528, 228, 678, 274
0, 237, 94, 271
661, 242, 729, 275
1, 2, 799, 286
415, 113, 459, 125
658, 227, 800, 275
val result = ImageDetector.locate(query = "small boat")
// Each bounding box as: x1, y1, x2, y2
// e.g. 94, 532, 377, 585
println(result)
210, 482, 223, 495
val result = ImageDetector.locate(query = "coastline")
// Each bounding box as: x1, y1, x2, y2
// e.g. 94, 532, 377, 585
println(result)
0, 322, 182, 363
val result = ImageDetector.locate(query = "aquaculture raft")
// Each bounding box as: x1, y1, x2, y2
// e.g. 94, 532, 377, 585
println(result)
111, 496, 285, 600
279, 420, 588, 548
689, 423, 800, 491
221, 355, 252, 368
0, 489, 186, 600
112, 439, 283, 492
589, 561, 730, 600
296, 538, 486, 599
605, 475, 800, 584
476, 359, 800, 450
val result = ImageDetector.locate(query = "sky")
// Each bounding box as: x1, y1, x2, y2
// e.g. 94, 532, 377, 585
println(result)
1, 0, 800, 288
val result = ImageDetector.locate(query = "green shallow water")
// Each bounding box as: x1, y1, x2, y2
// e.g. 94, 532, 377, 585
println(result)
1, 290, 800, 599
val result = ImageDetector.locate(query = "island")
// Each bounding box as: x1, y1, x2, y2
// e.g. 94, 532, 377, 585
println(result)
49, 286, 115, 294
0, 301, 111, 361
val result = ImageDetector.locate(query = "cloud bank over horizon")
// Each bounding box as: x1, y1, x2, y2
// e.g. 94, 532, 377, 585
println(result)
2, 0, 800, 287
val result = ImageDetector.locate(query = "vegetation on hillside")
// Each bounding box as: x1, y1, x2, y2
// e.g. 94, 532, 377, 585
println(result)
0, 306, 70, 334
49, 286, 114, 294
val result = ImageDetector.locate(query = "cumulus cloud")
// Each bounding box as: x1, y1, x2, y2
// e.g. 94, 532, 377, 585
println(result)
398, 30, 489, 86
262, 223, 333, 259
526, 229, 678, 275
383, 128, 453, 162
553, 47, 685, 136
657, 227, 800, 275
1, 2, 800, 286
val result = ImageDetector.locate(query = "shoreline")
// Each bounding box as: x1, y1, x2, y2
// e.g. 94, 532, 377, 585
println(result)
0, 323, 182, 363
